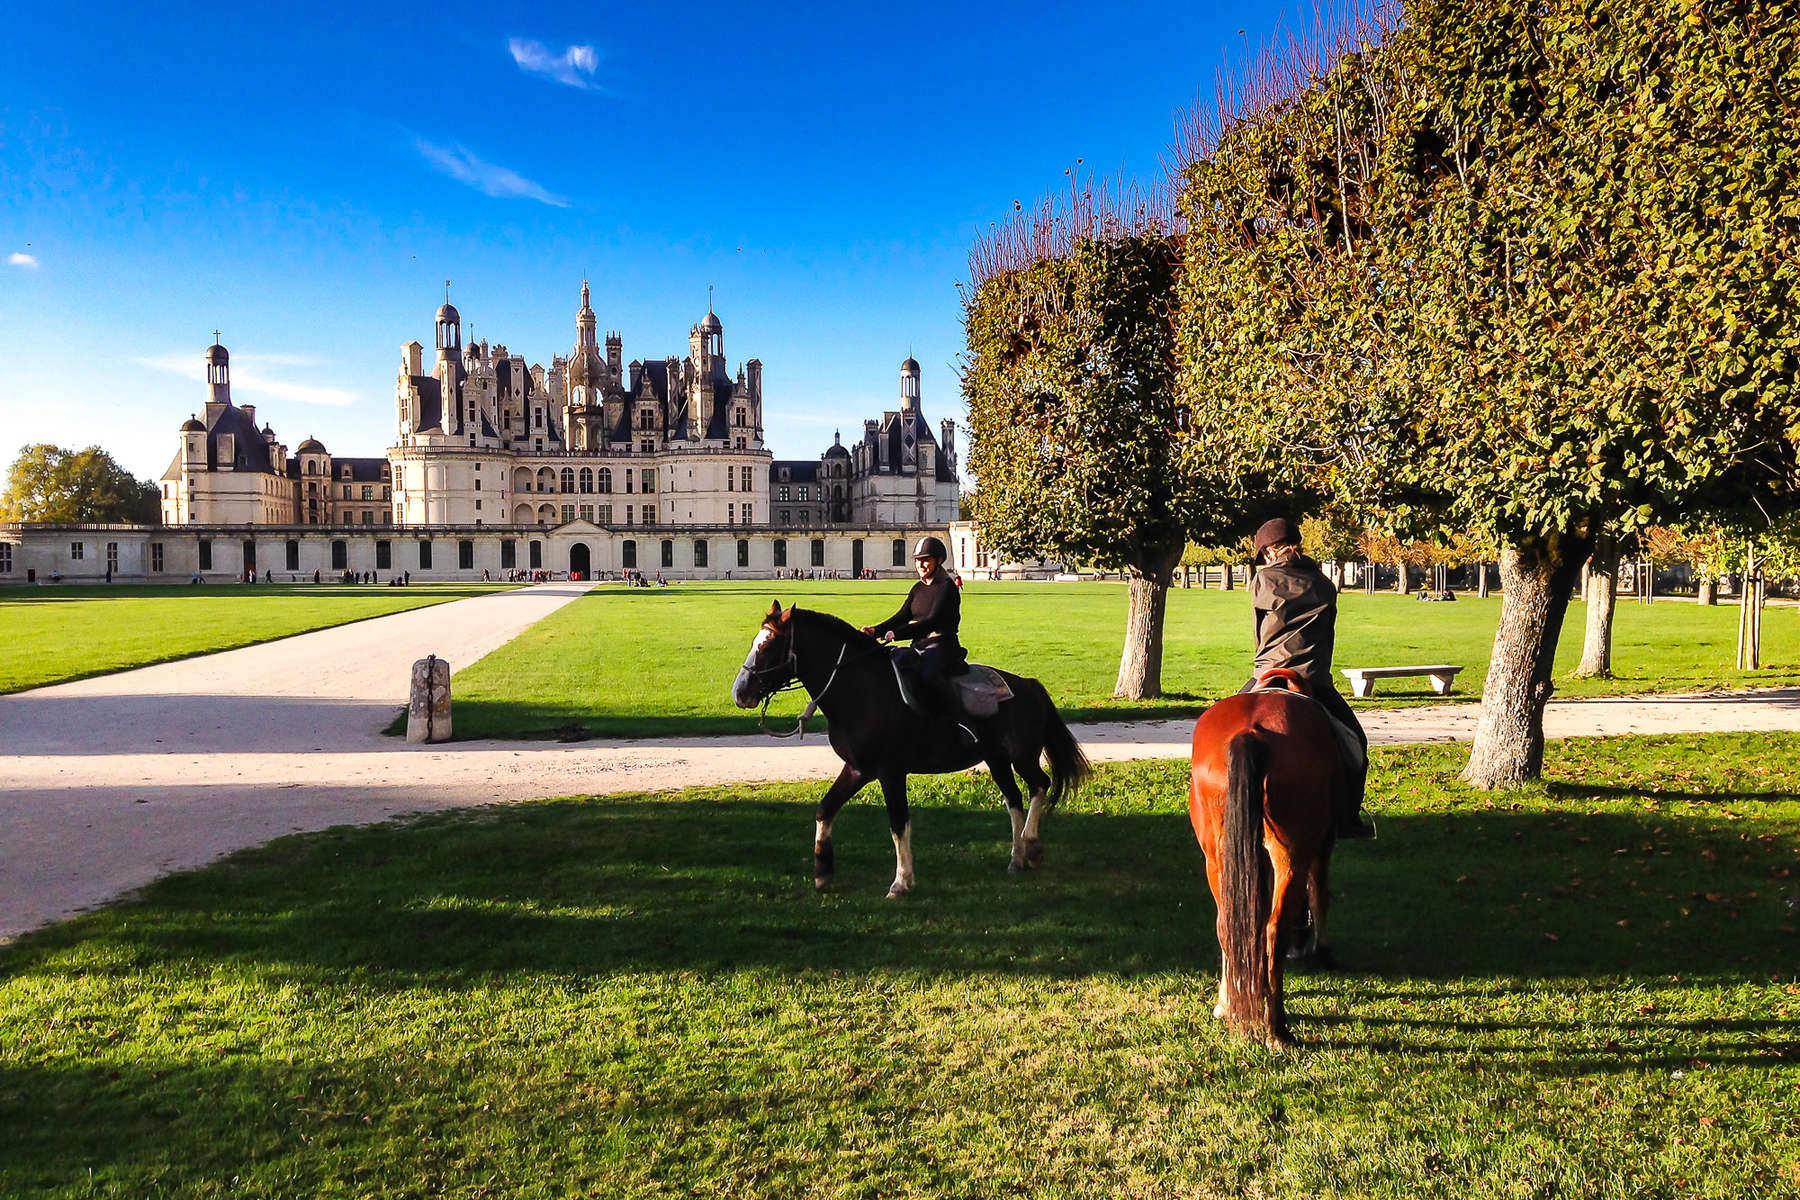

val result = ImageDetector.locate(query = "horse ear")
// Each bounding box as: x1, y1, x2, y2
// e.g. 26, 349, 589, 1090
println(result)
780, 604, 795, 624
767, 599, 781, 620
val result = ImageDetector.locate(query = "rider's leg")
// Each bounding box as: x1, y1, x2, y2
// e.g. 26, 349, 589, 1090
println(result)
919, 645, 977, 744
1315, 685, 1374, 840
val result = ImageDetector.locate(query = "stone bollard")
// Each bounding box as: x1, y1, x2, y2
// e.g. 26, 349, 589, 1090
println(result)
407, 654, 452, 744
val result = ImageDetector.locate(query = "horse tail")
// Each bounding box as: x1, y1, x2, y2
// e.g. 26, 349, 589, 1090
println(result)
1037, 680, 1091, 808
1220, 730, 1271, 1030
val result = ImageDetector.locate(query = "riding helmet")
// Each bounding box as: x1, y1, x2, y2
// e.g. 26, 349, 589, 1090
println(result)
1252, 517, 1302, 557
911, 535, 948, 562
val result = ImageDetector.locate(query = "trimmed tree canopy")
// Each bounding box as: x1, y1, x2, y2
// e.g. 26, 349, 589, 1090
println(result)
2, 444, 160, 525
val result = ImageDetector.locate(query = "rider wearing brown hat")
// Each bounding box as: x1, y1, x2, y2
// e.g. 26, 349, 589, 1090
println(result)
1246, 516, 1375, 839
864, 535, 975, 741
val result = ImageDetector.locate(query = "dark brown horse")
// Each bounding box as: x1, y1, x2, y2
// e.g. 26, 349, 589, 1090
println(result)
1188, 672, 1342, 1048
732, 602, 1090, 896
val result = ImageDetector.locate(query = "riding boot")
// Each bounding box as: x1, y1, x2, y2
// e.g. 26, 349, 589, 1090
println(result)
1339, 754, 1376, 840
931, 676, 979, 746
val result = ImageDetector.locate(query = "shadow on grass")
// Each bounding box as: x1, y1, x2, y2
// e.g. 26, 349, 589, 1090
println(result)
8, 793, 1793, 991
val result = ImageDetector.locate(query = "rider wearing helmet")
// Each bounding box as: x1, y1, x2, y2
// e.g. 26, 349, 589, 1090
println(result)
863, 535, 975, 740
1246, 517, 1375, 839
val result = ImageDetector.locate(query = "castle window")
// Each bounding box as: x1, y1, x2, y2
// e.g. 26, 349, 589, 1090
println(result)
780, 509, 790, 525
307, 461, 317, 475
458, 540, 474, 570
376, 541, 391, 569
625, 471, 633, 494
70, 542, 84, 561
342, 466, 352, 480
892, 539, 906, 567
341, 512, 352, 525
579, 467, 593, 492
561, 505, 575, 524
0, 543, 10, 573
382, 512, 392, 525
500, 540, 515, 569
641, 469, 655, 493
598, 468, 612, 492
621, 539, 635, 569
362, 511, 374, 524
773, 539, 787, 567
740, 466, 752, 491
561, 468, 575, 493
727, 504, 734, 525
331, 540, 347, 570
151, 543, 164, 573
742, 504, 752, 524
642, 508, 656, 526
737, 539, 749, 568
778, 486, 790, 502
418, 540, 433, 569
530, 540, 542, 569
342, 485, 352, 499
797, 486, 810, 502
727, 470, 734, 492
693, 540, 708, 568
735, 406, 746, 426
597, 504, 613, 525
198, 540, 212, 571
736, 437, 746, 449
810, 539, 825, 568
362, 486, 373, 500
639, 439, 653, 453
660, 540, 674, 569
580, 504, 593, 522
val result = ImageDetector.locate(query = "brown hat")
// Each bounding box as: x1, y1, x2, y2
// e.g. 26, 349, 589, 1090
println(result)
1253, 517, 1302, 557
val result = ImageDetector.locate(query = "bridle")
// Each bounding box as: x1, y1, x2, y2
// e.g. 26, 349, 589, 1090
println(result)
745, 616, 864, 739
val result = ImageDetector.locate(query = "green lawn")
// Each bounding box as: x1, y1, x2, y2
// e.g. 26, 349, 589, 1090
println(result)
440, 580, 1800, 739
2, 733, 1794, 1198
0, 584, 517, 694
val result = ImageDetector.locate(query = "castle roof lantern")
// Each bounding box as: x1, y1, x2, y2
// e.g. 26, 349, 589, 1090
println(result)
205, 342, 229, 366
181, 415, 205, 432
436, 302, 460, 325
297, 437, 326, 454
902, 355, 921, 374
701, 309, 722, 333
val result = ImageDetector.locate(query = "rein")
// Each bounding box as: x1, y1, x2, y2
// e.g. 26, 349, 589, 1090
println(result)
754, 617, 880, 739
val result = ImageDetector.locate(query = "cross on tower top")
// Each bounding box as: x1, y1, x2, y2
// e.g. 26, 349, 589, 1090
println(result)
213, 329, 221, 344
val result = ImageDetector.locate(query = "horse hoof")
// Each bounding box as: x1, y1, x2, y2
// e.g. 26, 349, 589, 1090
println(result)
1007, 855, 1025, 873
814, 876, 834, 893
1023, 839, 1044, 869
886, 883, 911, 899
1212, 1002, 1228, 1020
1264, 1028, 1295, 1052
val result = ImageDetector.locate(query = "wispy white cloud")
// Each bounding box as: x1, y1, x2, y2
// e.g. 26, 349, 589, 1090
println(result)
508, 37, 602, 90
135, 352, 358, 408
9, 252, 38, 268
414, 138, 568, 207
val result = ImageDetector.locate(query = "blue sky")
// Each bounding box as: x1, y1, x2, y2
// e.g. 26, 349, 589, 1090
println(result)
2, 0, 1296, 483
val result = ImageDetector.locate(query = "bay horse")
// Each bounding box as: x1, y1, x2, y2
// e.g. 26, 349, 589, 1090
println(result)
732, 602, 1090, 897
1188, 671, 1343, 1049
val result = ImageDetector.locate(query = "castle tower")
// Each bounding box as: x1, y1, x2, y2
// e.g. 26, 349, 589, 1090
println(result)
899, 355, 920, 412
205, 340, 232, 416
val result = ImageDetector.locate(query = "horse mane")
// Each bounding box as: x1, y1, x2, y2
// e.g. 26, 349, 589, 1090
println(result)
790, 606, 884, 653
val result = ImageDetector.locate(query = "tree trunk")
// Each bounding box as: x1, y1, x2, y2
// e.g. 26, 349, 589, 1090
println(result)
1464, 535, 1590, 789
1575, 532, 1618, 678
1222, 562, 1235, 591
1697, 577, 1715, 605
1477, 563, 1491, 599
1114, 542, 1184, 700
1394, 560, 1409, 595
1365, 560, 1376, 595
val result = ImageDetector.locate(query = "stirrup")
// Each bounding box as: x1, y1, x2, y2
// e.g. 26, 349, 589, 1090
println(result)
953, 721, 979, 746
1338, 813, 1377, 841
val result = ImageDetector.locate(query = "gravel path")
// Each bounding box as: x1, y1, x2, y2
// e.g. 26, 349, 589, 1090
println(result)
5, 579, 1799, 940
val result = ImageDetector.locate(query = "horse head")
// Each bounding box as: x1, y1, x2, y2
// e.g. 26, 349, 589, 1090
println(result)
732, 600, 797, 708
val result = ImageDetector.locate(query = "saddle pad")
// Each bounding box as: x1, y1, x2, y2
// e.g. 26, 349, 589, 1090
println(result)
953, 665, 1015, 718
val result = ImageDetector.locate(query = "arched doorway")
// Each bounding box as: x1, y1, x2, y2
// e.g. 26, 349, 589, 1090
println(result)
569, 542, 590, 578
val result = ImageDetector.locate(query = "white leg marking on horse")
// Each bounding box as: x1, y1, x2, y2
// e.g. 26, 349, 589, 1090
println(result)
1215, 949, 1230, 1019
1021, 790, 1047, 842
1009, 807, 1026, 842
888, 823, 914, 897
815, 818, 833, 845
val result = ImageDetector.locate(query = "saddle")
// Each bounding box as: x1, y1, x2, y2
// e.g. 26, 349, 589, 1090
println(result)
1249, 668, 1364, 771
891, 655, 1014, 719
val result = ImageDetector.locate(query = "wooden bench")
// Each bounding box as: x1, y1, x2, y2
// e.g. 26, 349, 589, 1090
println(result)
1341, 664, 1464, 698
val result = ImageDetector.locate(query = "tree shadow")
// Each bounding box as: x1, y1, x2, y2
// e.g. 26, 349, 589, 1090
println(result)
6, 798, 1791, 994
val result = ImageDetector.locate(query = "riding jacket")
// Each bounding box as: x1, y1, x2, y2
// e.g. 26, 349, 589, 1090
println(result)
873, 574, 968, 668
1250, 555, 1339, 687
